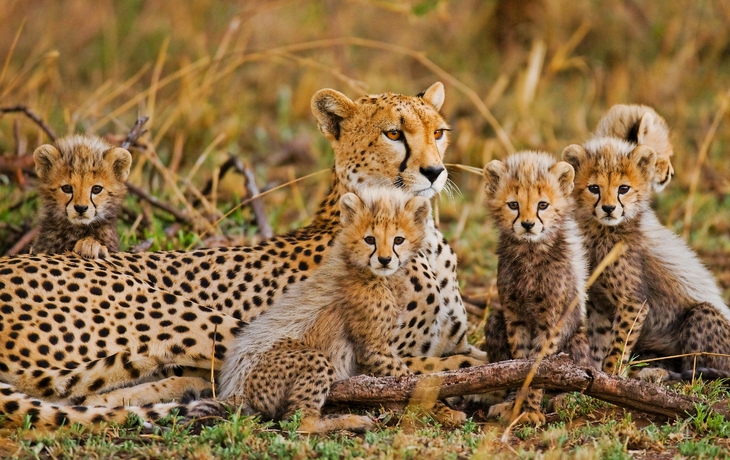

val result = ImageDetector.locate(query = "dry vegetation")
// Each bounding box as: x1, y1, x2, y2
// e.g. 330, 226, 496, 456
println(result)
1, 0, 730, 458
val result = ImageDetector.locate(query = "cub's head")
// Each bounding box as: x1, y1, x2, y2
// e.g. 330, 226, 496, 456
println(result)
595, 104, 674, 191
311, 82, 449, 199
338, 189, 430, 276
34, 134, 132, 226
484, 151, 575, 242
562, 137, 656, 226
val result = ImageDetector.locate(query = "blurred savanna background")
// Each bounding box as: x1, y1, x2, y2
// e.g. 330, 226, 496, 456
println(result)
1, 0, 730, 457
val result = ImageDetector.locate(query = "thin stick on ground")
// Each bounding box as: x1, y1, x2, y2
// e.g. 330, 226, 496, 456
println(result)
126, 182, 192, 225
0, 105, 57, 141
188, 168, 330, 248
120, 116, 149, 150
4, 227, 39, 256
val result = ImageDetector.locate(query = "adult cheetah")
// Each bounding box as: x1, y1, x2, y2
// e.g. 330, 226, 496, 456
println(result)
0, 82, 483, 427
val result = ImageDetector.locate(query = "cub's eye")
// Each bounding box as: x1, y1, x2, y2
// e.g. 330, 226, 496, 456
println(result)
91, 185, 103, 194
434, 129, 445, 140
618, 185, 630, 194
587, 185, 600, 194
507, 202, 519, 210
384, 130, 403, 141
364, 236, 376, 245
538, 201, 549, 210
61, 185, 73, 194
393, 236, 405, 245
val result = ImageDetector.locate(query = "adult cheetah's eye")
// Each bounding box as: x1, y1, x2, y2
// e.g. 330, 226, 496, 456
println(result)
538, 201, 549, 210
61, 185, 73, 194
384, 130, 403, 141
393, 236, 405, 245
587, 185, 600, 194
364, 236, 376, 245
618, 185, 630, 195
507, 201, 519, 210
91, 185, 103, 194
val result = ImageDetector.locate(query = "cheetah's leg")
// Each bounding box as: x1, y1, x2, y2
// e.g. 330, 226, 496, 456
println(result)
81, 377, 212, 407
586, 301, 613, 370
679, 303, 730, 377
603, 300, 649, 375
73, 236, 109, 259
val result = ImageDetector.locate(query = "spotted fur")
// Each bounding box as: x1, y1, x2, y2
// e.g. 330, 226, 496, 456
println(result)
482, 152, 590, 424
0, 83, 481, 428
563, 138, 730, 377
32, 134, 131, 259
594, 104, 674, 191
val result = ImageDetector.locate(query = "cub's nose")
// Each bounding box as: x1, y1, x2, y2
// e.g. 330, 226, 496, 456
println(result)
521, 221, 535, 230
602, 205, 616, 214
74, 205, 89, 214
419, 166, 445, 184
378, 256, 392, 266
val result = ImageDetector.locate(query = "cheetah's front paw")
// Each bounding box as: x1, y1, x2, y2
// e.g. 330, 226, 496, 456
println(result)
74, 237, 109, 259
634, 367, 670, 383
487, 400, 545, 426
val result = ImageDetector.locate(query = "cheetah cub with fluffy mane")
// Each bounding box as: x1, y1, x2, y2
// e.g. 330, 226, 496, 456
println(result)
595, 104, 674, 192
482, 152, 590, 425
33, 134, 131, 258
219, 188, 465, 433
563, 138, 730, 379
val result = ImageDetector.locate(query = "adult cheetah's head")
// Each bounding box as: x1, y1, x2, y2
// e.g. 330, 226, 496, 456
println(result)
311, 82, 450, 199
34, 134, 132, 226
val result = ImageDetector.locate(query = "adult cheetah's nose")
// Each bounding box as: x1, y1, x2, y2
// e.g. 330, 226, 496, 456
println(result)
378, 256, 392, 266
420, 166, 445, 184
521, 221, 535, 230
602, 205, 616, 214
74, 205, 89, 214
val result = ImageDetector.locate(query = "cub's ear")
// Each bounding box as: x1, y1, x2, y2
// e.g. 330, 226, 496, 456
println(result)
419, 82, 445, 111
105, 147, 133, 182
550, 161, 575, 196
33, 144, 61, 180
630, 145, 657, 180
311, 89, 356, 142
339, 192, 363, 226
561, 144, 587, 174
405, 196, 431, 226
483, 160, 506, 196
636, 110, 656, 145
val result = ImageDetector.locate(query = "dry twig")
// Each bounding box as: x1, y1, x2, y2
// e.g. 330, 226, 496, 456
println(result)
0, 105, 57, 141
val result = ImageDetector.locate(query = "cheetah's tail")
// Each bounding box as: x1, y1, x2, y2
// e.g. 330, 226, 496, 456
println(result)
0, 383, 227, 430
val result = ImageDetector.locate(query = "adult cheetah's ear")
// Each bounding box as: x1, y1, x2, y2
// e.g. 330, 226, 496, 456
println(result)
550, 161, 575, 196
311, 89, 356, 142
561, 144, 587, 175
629, 145, 657, 181
339, 192, 363, 226
419, 82, 445, 111
33, 144, 61, 180
104, 147, 133, 182
405, 196, 431, 226
483, 160, 505, 196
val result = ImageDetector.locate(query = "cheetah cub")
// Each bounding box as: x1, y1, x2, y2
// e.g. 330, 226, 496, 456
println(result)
482, 152, 590, 425
563, 138, 730, 378
33, 134, 131, 258
595, 104, 674, 191
219, 188, 465, 433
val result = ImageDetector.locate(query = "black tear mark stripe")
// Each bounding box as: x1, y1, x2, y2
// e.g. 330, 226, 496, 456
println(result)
617, 192, 625, 216
536, 208, 544, 226
511, 207, 520, 227
90, 190, 97, 210
593, 189, 601, 213
398, 116, 410, 173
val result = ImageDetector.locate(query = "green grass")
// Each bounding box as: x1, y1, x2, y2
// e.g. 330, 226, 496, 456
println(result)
2, 0, 730, 457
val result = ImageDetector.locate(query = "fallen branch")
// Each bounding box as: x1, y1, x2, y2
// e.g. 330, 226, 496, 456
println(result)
5, 227, 39, 256
327, 354, 729, 420
120, 116, 149, 150
126, 182, 192, 225
0, 105, 57, 141
198, 154, 273, 239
